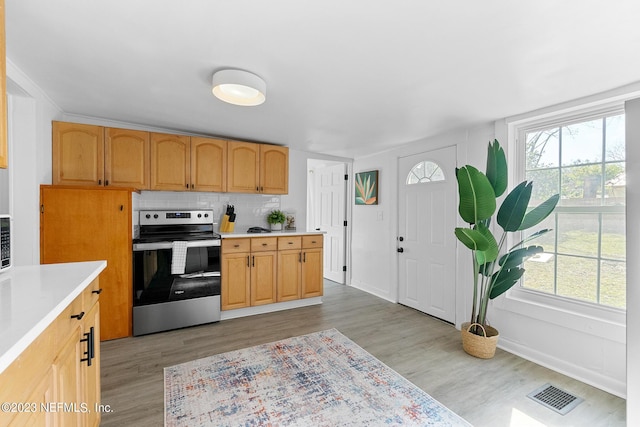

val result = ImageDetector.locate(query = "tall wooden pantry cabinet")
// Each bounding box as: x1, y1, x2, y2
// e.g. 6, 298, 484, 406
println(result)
40, 185, 133, 340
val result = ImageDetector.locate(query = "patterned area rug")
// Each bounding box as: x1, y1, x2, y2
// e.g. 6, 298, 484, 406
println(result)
165, 329, 471, 426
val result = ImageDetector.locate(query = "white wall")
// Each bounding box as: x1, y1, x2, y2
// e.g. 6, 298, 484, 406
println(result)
625, 97, 640, 424
6, 60, 63, 266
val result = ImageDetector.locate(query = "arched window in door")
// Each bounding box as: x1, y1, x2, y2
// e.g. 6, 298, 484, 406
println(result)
406, 160, 445, 184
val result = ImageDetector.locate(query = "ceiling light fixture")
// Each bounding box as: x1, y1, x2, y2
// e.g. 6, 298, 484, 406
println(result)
211, 69, 266, 106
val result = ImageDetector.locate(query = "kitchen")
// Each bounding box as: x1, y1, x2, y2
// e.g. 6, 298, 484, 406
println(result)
2, 1, 640, 425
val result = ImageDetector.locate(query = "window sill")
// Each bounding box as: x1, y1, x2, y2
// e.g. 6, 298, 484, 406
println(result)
494, 287, 626, 343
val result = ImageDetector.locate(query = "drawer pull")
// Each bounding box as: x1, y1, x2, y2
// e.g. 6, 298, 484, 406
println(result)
262, 243, 267, 246
288, 242, 293, 245
234, 244, 240, 248
311, 240, 317, 244
92, 288, 103, 295
71, 311, 85, 320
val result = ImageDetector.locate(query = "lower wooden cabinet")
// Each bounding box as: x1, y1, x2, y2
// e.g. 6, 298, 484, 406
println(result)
222, 234, 323, 310
221, 237, 278, 310
0, 279, 102, 427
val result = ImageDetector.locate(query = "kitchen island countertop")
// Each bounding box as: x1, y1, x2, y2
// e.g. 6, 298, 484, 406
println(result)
0, 260, 107, 374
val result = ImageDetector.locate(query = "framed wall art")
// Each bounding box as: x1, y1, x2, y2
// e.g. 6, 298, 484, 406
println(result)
355, 170, 378, 205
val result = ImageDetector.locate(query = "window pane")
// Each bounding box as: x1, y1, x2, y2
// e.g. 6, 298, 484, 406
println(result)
601, 214, 625, 260
605, 114, 625, 162
556, 255, 598, 303
527, 169, 559, 205
406, 161, 444, 185
526, 128, 559, 168
561, 119, 603, 166
523, 255, 555, 293
560, 164, 603, 206
556, 213, 599, 257
526, 215, 556, 251
600, 260, 626, 308
604, 162, 625, 206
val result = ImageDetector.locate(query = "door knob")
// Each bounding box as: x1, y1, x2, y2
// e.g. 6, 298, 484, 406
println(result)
398, 236, 404, 242
397, 247, 404, 253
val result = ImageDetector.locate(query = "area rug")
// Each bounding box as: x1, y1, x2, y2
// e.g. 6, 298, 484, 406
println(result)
164, 328, 471, 426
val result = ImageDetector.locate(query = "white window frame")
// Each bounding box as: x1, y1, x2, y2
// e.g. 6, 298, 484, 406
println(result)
503, 101, 627, 326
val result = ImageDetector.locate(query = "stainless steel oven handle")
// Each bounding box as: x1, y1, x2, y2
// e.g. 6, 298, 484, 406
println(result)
133, 239, 221, 251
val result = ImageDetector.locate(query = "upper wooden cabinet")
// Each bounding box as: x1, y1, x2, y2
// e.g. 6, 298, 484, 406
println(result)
261, 144, 289, 194
105, 128, 150, 188
0, 0, 8, 169
227, 141, 288, 194
150, 134, 227, 192
150, 132, 190, 191
191, 137, 227, 192
53, 122, 150, 189
53, 122, 105, 186
52, 121, 286, 194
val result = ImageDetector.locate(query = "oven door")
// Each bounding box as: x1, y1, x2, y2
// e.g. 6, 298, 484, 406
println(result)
133, 240, 221, 306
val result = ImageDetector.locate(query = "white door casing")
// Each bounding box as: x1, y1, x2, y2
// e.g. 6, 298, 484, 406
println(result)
398, 146, 457, 323
315, 163, 347, 283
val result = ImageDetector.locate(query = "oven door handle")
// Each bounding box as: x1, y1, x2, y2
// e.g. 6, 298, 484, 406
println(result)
133, 239, 221, 251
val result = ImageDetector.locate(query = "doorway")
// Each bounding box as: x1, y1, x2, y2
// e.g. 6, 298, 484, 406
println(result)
307, 159, 348, 284
397, 146, 457, 323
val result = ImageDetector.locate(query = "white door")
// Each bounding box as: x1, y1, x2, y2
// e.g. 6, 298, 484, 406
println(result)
315, 163, 346, 283
398, 146, 457, 323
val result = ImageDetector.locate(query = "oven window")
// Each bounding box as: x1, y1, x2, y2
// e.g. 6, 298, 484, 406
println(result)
133, 246, 220, 305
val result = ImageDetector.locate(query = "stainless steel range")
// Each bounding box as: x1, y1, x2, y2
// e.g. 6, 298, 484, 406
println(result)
132, 209, 221, 336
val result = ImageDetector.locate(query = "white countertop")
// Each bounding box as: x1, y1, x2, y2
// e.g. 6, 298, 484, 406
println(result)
220, 230, 325, 238
0, 261, 107, 374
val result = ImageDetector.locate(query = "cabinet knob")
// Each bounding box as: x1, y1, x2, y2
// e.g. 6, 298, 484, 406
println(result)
105, 180, 109, 186
98, 179, 102, 185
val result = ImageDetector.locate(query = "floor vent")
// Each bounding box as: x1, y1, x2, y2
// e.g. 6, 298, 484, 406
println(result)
527, 383, 584, 415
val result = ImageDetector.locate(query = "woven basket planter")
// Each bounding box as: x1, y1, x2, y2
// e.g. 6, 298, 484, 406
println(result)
461, 322, 499, 359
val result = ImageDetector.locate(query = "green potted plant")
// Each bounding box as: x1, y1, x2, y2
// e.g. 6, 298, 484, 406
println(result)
267, 209, 286, 231
455, 140, 559, 358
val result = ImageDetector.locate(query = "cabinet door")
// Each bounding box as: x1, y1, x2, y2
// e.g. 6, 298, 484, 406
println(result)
251, 251, 277, 306
40, 186, 132, 340
260, 144, 289, 194
227, 141, 259, 193
277, 249, 301, 302
302, 247, 323, 298
221, 252, 251, 310
53, 324, 84, 427
150, 133, 190, 190
191, 137, 227, 192
83, 301, 101, 427
52, 121, 105, 186
105, 128, 150, 189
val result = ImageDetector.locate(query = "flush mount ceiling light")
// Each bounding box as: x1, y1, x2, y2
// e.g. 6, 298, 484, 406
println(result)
211, 69, 266, 106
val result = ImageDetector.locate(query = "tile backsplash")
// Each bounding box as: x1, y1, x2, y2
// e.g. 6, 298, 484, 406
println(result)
133, 191, 281, 234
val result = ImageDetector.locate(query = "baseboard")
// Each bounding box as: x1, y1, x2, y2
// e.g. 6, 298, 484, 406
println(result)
498, 335, 626, 399
220, 297, 323, 321
349, 279, 396, 303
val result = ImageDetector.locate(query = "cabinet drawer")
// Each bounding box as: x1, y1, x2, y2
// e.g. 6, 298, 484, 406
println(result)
52, 292, 85, 345
251, 237, 278, 252
302, 234, 323, 248
278, 236, 301, 250
222, 238, 251, 253
82, 277, 102, 309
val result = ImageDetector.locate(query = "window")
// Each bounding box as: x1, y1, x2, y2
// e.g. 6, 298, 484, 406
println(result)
519, 112, 626, 309
406, 161, 445, 184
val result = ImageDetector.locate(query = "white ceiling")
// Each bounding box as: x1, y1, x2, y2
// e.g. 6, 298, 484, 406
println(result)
6, 1, 640, 158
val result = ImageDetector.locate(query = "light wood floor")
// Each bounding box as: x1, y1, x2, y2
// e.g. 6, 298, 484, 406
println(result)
100, 281, 625, 426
